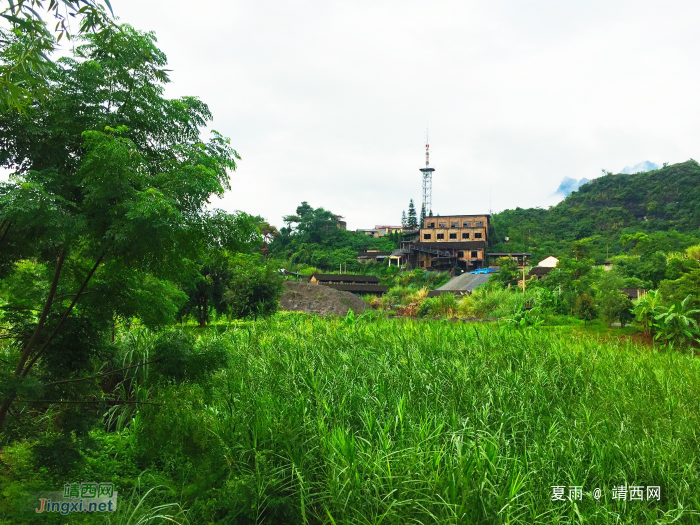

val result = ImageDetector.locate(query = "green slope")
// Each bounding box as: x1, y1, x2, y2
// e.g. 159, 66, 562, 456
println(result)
490, 160, 700, 262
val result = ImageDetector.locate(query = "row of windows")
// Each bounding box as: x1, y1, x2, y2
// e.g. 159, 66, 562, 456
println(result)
418, 250, 480, 266
424, 232, 483, 240
426, 221, 485, 228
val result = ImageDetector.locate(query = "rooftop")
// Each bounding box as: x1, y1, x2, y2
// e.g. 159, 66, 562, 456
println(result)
322, 283, 388, 294
311, 274, 381, 283
424, 214, 491, 219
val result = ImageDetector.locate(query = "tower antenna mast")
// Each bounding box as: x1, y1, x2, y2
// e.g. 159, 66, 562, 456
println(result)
419, 127, 435, 216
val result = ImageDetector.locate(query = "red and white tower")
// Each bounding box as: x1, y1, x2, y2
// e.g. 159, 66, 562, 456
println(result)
419, 129, 435, 215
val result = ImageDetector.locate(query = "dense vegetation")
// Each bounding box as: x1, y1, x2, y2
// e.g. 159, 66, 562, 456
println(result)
2, 4, 700, 525
269, 202, 399, 272
490, 161, 700, 262
0, 20, 282, 450
3, 316, 700, 524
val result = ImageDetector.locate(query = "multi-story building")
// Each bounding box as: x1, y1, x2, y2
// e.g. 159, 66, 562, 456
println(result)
409, 214, 490, 270
357, 225, 403, 238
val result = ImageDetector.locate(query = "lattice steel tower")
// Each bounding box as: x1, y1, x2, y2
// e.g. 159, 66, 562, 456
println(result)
419, 130, 435, 215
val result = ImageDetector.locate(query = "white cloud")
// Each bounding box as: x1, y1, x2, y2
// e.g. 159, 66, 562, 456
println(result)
620, 161, 660, 174
9, 1, 700, 229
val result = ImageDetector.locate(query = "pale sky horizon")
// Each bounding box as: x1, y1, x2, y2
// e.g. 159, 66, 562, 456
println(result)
6, 1, 700, 230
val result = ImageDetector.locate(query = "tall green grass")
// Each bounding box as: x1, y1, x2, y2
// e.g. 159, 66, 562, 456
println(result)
136, 317, 700, 524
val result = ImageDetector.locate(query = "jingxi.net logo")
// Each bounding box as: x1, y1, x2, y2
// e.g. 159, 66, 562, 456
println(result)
35, 482, 117, 515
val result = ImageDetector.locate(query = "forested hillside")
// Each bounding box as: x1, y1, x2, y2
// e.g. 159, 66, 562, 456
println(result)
490, 160, 700, 261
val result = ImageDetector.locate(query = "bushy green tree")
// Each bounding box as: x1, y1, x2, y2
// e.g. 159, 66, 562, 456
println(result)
178, 213, 262, 327
659, 270, 700, 311
270, 202, 396, 270
599, 292, 634, 326
0, 25, 240, 433
491, 256, 519, 288
539, 257, 594, 314
575, 293, 597, 324
223, 254, 284, 319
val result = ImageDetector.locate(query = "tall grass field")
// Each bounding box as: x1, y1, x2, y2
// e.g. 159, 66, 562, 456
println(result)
3, 315, 700, 524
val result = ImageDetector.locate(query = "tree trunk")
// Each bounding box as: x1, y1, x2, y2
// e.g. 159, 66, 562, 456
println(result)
1, 254, 103, 433
199, 294, 208, 327
0, 399, 12, 433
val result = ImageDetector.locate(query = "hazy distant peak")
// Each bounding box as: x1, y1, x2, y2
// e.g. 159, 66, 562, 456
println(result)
555, 176, 590, 197
620, 161, 659, 174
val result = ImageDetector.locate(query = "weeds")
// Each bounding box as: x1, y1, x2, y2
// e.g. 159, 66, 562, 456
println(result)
133, 316, 700, 523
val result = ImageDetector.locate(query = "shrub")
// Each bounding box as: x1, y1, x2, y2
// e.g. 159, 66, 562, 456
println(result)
599, 292, 634, 326
575, 293, 597, 324
224, 254, 285, 319
632, 289, 662, 338
652, 295, 700, 349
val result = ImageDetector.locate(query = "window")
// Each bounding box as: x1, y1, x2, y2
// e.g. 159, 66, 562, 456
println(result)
438, 222, 447, 228
423, 234, 431, 240
463, 222, 471, 227
419, 261, 425, 268
457, 251, 464, 257
476, 221, 484, 227
449, 233, 457, 239
471, 251, 478, 258
451, 221, 459, 227
474, 232, 482, 239
462, 232, 470, 239
437, 233, 445, 239
427, 222, 435, 228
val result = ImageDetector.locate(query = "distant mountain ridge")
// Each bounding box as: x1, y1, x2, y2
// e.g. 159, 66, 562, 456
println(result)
492, 160, 700, 260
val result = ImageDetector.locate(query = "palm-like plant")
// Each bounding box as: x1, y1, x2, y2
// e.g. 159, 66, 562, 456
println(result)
632, 289, 662, 338
652, 295, 700, 349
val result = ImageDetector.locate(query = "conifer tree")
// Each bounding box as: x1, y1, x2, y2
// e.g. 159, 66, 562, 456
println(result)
420, 204, 426, 228
407, 199, 418, 229
401, 210, 407, 228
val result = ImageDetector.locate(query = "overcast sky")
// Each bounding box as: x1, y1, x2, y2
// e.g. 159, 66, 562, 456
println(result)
15, 1, 700, 229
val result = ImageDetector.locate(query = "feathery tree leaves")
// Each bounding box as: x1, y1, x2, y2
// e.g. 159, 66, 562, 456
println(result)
0, 0, 116, 112
0, 24, 240, 434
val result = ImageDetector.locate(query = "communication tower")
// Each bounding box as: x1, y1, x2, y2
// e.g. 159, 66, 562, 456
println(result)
419, 131, 435, 215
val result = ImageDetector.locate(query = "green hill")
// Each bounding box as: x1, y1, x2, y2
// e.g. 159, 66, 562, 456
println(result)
490, 160, 700, 262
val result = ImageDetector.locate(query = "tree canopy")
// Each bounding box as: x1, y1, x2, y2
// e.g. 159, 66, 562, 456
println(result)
271, 201, 397, 271
0, 0, 116, 112
0, 24, 243, 434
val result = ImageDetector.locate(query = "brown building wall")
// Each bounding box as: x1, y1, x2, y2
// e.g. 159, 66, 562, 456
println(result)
420, 215, 489, 244
416, 215, 489, 267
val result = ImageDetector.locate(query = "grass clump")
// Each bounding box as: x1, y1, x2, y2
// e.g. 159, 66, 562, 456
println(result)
129, 317, 700, 523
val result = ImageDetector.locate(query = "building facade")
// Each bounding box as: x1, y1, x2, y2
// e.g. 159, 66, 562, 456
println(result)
358, 225, 403, 238
410, 214, 490, 270
420, 215, 489, 244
